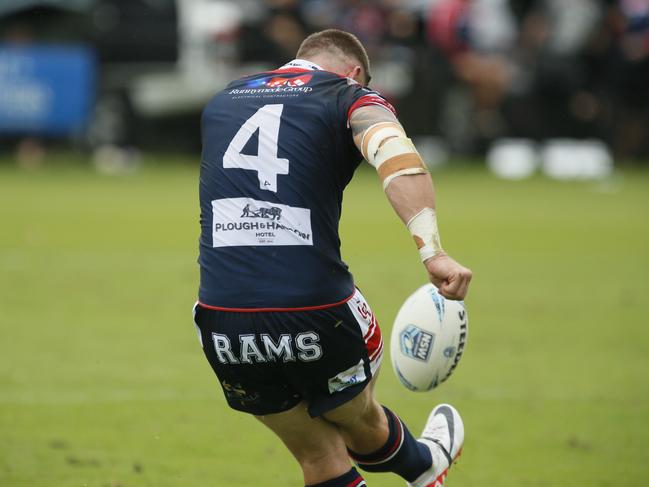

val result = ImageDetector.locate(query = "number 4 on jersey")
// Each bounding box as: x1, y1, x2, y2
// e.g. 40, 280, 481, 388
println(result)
223, 104, 289, 193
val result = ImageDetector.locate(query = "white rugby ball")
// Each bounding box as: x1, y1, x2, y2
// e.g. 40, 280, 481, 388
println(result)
390, 283, 468, 392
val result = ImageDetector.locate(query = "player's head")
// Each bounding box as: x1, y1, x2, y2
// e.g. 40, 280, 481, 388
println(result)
296, 29, 371, 86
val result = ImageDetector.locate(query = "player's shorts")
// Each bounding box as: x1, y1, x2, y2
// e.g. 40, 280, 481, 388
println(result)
191, 288, 383, 417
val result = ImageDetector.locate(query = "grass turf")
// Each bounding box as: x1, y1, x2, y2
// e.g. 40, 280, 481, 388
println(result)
1, 155, 648, 486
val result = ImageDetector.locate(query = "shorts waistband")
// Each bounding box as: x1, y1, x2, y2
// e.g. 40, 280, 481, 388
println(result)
197, 290, 356, 313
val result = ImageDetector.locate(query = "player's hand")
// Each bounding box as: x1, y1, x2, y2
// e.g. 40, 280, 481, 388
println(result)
424, 252, 472, 300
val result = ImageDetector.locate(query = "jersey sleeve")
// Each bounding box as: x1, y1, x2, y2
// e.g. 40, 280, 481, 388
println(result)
333, 79, 398, 166
345, 85, 397, 123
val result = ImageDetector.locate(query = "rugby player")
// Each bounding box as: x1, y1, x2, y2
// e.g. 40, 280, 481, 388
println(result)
194, 29, 472, 487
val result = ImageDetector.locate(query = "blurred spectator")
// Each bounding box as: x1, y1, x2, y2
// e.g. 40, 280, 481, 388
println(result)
426, 0, 515, 150
604, 0, 649, 157
2, 0, 647, 159
239, 0, 308, 65
418, 0, 647, 158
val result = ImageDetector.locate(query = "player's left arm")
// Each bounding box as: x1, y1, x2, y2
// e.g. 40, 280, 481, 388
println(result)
349, 105, 473, 300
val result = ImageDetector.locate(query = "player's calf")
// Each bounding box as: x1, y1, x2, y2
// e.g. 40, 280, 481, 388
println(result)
346, 406, 433, 482
324, 377, 434, 482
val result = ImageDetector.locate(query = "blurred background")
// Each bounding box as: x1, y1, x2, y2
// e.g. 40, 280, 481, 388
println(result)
1, 0, 648, 172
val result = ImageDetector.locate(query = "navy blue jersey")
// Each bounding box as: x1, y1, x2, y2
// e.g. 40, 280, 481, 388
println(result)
198, 63, 395, 309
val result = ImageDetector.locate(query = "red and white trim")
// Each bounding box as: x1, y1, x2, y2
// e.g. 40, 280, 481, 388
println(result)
346, 289, 383, 375
197, 291, 355, 313
266, 58, 328, 77
348, 478, 367, 487
349, 409, 405, 466
191, 301, 203, 347
348, 94, 397, 122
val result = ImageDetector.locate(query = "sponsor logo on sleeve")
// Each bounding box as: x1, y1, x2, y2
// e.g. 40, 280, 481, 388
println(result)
212, 197, 313, 247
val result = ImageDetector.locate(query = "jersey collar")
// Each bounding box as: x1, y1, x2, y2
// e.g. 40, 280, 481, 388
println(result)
280, 59, 324, 71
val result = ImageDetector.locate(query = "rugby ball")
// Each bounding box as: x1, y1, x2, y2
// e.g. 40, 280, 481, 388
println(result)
390, 283, 468, 392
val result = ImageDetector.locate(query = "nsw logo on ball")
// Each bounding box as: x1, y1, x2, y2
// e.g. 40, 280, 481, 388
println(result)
400, 325, 435, 362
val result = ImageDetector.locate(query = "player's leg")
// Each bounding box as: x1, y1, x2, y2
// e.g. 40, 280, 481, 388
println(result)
327, 289, 463, 485
323, 373, 463, 487
319, 368, 387, 452
192, 305, 366, 486
256, 401, 366, 486
322, 373, 432, 483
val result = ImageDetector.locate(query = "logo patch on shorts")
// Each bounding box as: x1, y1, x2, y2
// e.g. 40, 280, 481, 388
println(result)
328, 359, 367, 394
400, 325, 434, 362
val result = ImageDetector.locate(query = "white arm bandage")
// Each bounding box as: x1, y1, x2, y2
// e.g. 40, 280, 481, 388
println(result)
360, 122, 405, 163
407, 208, 443, 262
360, 122, 429, 189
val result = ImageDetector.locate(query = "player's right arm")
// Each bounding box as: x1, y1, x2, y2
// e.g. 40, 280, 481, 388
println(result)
349, 105, 472, 300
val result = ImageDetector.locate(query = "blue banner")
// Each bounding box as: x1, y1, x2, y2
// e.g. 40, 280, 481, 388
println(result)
0, 44, 96, 136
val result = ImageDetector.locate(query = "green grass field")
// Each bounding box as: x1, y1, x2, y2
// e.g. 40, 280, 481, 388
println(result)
1, 155, 648, 487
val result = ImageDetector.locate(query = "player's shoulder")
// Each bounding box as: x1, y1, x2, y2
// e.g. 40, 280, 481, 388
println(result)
213, 67, 395, 120
346, 83, 397, 119
301, 73, 397, 119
